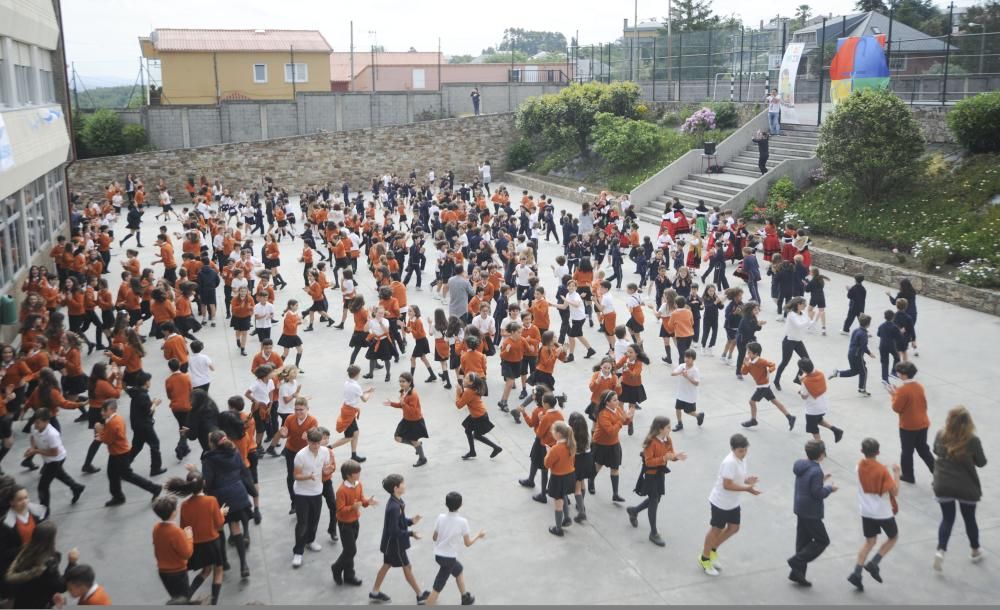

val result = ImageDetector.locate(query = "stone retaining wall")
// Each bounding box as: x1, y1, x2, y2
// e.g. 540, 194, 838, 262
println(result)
68, 113, 518, 202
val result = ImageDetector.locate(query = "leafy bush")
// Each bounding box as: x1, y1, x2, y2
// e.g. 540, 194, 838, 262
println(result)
911, 236, 955, 270
816, 88, 925, 202
506, 137, 534, 170
122, 124, 148, 154
681, 107, 717, 134
768, 176, 798, 205
515, 81, 641, 155
711, 102, 739, 129
592, 113, 665, 171
947, 91, 1000, 153
955, 258, 1000, 288
80, 109, 125, 158
657, 111, 683, 128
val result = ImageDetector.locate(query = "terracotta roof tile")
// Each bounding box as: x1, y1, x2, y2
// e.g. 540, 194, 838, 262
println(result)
150, 29, 332, 53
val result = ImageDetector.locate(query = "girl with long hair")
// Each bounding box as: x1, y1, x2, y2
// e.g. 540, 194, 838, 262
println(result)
165, 471, 227, 604
591, 390, 635, 503
455, 373, 501, 460
543, 422, 577, 537
932, 406, 987, 571
384, 372, 429, 467
626, 416, 686, 547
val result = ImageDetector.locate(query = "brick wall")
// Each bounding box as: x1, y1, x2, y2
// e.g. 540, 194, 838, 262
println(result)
67, 113, 518, 202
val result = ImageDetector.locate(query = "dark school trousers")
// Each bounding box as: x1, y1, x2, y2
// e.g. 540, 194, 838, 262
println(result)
333, 520, 360, 579
788, 516, 829, 575
107, 452, 159, 500
899, 427, 935, 481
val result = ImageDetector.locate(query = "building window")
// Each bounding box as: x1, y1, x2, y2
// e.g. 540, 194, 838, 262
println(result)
284, 63, 308, 83
39, 69, 55, 102
46, 169, 67, 234
412, 69, 425, 89
253, 64, 268, 83
23, 177, 49, 254
889, 55, 907, 72
0, 192, 24, 289
14, 65, 31, 105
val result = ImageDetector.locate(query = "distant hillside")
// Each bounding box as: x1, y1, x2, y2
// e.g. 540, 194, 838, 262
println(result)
73, 85, 143, 110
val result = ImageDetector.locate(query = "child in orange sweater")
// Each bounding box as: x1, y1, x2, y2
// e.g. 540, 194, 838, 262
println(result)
740, 342, 796, 430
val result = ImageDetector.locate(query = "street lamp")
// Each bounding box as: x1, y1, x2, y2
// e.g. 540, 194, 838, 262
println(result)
968, 22, 986, 76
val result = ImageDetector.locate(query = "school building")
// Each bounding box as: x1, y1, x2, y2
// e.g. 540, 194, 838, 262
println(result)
0, 0, 72, 341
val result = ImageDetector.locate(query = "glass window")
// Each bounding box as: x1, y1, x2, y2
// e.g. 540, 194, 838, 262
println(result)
253, 64, 267, 83
284, 63, 308, 83
47, 169, 67, 233
0, 59, 7, 107
39, 70, 55, 102
0, 192, 23, 288
24, 178, 49, 253
15, 65, 31, 105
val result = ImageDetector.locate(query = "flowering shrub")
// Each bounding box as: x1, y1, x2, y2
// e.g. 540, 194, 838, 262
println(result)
744, 199, 789, 223
911, 236, 955, 270
955, 259, 1000, 288
681, 107, 717, 134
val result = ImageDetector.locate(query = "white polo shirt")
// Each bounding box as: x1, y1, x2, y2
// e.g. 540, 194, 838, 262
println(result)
31, 423, 66, 463
708, 452, 748, 511
292, 445, 330, 496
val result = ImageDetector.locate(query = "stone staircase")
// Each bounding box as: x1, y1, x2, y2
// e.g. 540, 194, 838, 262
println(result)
634, 123, 821, 225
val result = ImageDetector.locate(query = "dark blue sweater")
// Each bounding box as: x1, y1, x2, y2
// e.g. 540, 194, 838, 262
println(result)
793, 459, 832, 519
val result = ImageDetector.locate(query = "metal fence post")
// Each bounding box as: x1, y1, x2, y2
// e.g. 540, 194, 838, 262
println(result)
678, 32, 683, 99
942, 1, 954, 105
738, 27, 745, 102
887, 7, 895, 73
652, 38, 657, 100
706, 29, 713, 99
591, 45, 595, 82
818, 17, 827, 125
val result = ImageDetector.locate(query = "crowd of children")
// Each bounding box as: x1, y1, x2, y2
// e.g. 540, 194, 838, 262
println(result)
0, 170, 987, 606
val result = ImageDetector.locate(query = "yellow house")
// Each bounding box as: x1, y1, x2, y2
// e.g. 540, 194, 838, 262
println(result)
139, 28, 333, 105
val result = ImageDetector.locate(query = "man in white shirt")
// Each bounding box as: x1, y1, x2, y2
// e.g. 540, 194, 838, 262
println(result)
188, 341, 214, 392
291, 429, 334, 567
700, 433, 759, 576
425, 491, 485, 606
28, 409, 85, 507
253, 293, 275, 342
766, 89, 782, 135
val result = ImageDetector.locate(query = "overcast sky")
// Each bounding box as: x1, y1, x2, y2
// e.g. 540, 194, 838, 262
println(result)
62, 0, 958, 86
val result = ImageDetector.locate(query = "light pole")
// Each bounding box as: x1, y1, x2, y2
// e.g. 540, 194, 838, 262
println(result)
968, 22, 986, 76
634, 0, 639, 81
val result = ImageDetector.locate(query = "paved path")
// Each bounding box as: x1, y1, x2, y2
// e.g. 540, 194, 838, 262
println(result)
24, 188, 996, 605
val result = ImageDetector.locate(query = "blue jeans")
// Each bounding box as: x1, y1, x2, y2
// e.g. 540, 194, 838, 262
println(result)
768, 111, 781, 135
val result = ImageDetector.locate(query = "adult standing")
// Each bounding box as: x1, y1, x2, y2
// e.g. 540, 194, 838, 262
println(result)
470, 88, 481, 116
887, 279, 918, 356
478, 161, 492, 197
766, 89, 782, 135
932, 406, 986, 571
752, 130, 770, 175
741, 247, 761, 304
447, 267, 475, 325
27, 409, 85, 508
291, 429, 333, 568
888, 362, 935, 484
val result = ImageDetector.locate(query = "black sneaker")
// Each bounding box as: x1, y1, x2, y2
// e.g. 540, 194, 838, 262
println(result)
833, 427, 844, 443
649, 533, 666, 547
518, 388, 528, 399
414, 457, 427, 467
561, 516, 572, 527
519, 478, 535, 488
741, 419, 758, 428
253, 507, 262, 524
573, 513, 587, 524
627, 507, 638, 528
82, 464, 101, 474
696, 412, 705, 426
104, 497, 126, 507
344, 576, 363, 586
564, 354, 575, 363
847, 572, 864, 591
461, 592, 475, 605
461, 452, 476, 460
331, 565, 343, 585
417, 590, 430, 605
774, 381, 782, 392
20, 459, 38, 471
787, 415, 797, 431
864, 561, 883, 583
584, 348, 596, 359
672, 422, 684, 432
532, 493, 547, 504
627, 421, 634, 436
369, 592, 391, 603
548, 526, 564, 537
612, 494, 625, 503
71, 485, 85, 505
489, 446, 502, 459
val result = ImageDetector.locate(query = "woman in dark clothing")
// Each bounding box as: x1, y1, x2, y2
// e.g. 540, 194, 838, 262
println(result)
734, 301, 764, 378
932, 406, 987, 571
887, 279, 918, 355
119, 203, 144, 247
200, 430, 255, 579
3, 521, 73, 609
752, 130, 770, 175
185, 389, 221, 453
773, 260, 798, 317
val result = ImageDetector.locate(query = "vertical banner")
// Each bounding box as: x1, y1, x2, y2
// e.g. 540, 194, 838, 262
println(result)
777, 42, 805, 124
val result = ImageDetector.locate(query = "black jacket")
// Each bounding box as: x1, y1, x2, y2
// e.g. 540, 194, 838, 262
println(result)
201, 446, 255, 511
0, 504, 49, 594
4, 552, 67, 609
378, 495, 413, 553
126, 386, 155, 428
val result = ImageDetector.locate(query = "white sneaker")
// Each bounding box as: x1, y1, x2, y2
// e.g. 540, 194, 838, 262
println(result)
307, 542, 323, 552
933, 550, 945, 571
971, 549, 983, 563
776, 316, 784, 322
292, 554, 303, 568
840, 330, 850, 336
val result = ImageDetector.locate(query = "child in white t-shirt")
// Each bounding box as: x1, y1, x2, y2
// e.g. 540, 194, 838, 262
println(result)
670, 347, 705, 431
425, 492, 486, 606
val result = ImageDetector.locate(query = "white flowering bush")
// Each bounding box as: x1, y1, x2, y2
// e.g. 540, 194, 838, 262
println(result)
911, 236, 954, 270
955, 258, 1000, 288
681, 107, 717, 134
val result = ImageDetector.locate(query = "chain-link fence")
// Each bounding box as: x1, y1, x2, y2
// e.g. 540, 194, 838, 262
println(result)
572, 15, 1000, 108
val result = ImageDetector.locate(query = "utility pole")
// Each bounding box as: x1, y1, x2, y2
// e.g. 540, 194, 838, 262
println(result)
942, 1, 954, 104
666, 0, 673, 87
290, 45, 297, 100
349, 21, 354, 92
71, 61, 79, 112
633, 0, 639, 81
139, 57, 146, 106
212, 52, 220, 104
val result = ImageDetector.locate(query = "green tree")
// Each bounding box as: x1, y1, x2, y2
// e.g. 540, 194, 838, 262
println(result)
855, 0, 888, 11
592, 112, 665, 170
947, 91, 1000, 153
893, 0, 946, 35
816, 88, 925, 202
794, 4, 813, 28
80, 108, 125, 157
497, 29, 568, 55
480, 51, 530, 63
669, 0, 721, 31
122, 124, 148, 153
449, 54, 474, 64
